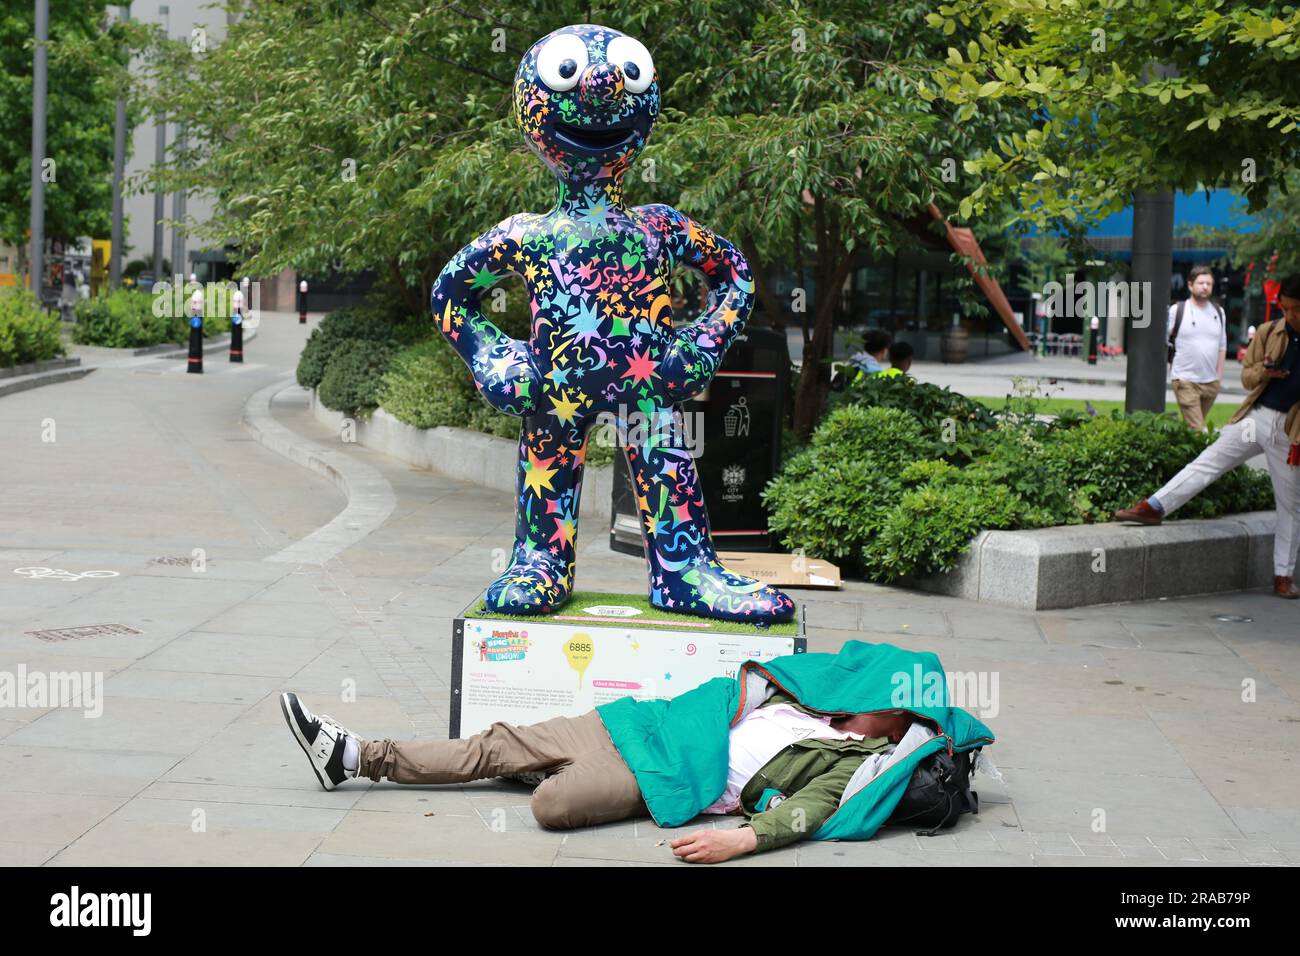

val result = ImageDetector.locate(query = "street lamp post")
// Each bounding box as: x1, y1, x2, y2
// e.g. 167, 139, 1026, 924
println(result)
171, 121, 188, 281
29, 0, 49, 304
151, 5, 170, 286
109, 5, 130, 290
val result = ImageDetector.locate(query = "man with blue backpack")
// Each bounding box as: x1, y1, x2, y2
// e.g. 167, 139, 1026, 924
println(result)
281, 641, 995, 864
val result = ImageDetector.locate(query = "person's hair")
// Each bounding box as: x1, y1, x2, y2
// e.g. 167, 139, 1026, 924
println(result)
1279, 273, 1300, 301
888, 341, 914, 364
863, 329, 892, 354
1188, 265, 1214, 283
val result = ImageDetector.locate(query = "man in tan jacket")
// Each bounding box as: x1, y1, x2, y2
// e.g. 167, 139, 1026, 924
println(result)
1116, 273, 1300, 599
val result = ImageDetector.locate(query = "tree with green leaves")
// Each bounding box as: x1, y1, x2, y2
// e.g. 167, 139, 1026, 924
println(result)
924, 0, 1300, 410
925, 0, 1300, 228
1179, 169, 1300, 273
0, 1, 145, 250
142, 0, 1031, 435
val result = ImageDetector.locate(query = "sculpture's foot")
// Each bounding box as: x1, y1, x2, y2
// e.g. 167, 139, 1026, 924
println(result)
485, 552, 572, 615
650, 558, 795, 624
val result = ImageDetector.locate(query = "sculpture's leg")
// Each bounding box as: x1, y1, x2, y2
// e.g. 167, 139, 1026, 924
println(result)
484, 412, 592, 615
621, 404, 794, 624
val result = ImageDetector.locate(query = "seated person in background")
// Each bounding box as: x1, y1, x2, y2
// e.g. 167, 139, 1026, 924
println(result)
850, 329, 892, 377
882, 341, 914, 378
1115, 273, 1300, 599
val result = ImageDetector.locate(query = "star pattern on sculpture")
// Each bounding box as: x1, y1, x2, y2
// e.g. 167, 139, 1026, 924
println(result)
429, 23, 793, 625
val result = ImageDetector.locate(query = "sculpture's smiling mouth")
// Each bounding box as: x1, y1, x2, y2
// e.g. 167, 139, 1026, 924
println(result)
554, 121, 635, 153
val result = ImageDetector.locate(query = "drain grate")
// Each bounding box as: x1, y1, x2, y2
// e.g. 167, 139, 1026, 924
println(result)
152, 556, 196, 567
26, 623, 143, 643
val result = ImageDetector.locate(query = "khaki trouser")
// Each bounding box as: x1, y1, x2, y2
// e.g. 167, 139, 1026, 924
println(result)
359, 710, 650, 830
1171, 378, 1221, 430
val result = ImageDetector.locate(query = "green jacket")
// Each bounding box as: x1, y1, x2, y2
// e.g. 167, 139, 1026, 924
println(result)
734, 691, 893, 852
596, 640, 995, 848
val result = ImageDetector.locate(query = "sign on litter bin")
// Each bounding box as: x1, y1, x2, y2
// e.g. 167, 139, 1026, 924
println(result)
610, 326, 790, 555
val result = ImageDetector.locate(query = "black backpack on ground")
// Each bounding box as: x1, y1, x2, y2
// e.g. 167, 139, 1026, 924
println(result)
884, 748, 981, 836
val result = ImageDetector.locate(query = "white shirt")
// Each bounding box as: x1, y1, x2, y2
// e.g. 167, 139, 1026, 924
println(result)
1168, 299, 1226, 384
700, 703, 866, 814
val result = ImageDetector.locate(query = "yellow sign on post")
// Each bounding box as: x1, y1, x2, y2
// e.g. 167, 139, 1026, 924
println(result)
91, 239, 111, 297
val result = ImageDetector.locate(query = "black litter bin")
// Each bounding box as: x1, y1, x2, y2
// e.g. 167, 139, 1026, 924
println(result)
609, 326, 790, 556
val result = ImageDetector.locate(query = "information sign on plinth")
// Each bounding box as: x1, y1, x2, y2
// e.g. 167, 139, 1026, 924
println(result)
450, 590, 806, 738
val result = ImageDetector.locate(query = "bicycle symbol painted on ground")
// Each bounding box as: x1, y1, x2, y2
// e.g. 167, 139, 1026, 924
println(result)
13, 567, 120, 582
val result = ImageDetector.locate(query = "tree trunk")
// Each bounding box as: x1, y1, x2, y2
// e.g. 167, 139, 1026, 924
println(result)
742, 237, 788, 331
389, 257, 423, 317
791, 196, 856, 440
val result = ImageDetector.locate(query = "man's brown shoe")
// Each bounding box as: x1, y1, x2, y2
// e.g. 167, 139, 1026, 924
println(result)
1274, 576, 1299, 599
1114, 498, 1163, 525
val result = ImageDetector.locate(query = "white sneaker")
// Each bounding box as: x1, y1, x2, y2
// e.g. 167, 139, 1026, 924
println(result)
281, 692, 356, 791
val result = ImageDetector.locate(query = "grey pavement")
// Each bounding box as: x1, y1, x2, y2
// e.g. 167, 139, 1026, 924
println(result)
0, 314, 1297, 866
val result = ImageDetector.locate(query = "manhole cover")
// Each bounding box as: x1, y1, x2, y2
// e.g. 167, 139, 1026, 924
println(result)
1212, 615, 1253, 624
25, 623, 143, 643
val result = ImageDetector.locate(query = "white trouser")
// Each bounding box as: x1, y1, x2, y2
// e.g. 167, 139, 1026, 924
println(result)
1152, 406, 1300, 577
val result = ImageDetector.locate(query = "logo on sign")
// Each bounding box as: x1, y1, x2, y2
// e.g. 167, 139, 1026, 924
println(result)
721, 465, 745, 502
476, 629, 530, 662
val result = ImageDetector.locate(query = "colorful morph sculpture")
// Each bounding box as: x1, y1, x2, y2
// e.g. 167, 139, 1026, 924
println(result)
432, 24, 795, 624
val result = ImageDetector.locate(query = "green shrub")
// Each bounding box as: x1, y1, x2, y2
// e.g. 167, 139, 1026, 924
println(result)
72, 289, 183, 348
764, 394, 1276, 582
296, 306, 419, 388
379, 339, 483, 429
585, 424, 616, 468
0, 289, 65, 367
863, 478, 1023, 580
1039, 410, 1273, 520
378, 339, 525, 441
833, 372, 998, 460
764, 406, 936, 567
318, 340, 394, 415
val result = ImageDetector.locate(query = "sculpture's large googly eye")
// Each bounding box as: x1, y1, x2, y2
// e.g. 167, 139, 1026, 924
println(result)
536, 33, 589, 92
606, 36, 653, 94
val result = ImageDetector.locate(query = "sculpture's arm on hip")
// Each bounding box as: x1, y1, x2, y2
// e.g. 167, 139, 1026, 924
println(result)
431, 218, 541, 416
645, 204, 754, 401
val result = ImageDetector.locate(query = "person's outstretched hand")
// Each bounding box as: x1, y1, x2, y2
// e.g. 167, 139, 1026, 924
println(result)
670, 826, 758, 864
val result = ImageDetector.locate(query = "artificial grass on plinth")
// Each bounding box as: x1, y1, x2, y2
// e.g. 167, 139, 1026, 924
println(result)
463, 589, 799, 636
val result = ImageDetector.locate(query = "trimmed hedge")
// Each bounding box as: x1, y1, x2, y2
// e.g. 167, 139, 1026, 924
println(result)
318, 340, 395, 416
765, 379, 1274, 581
296, 306, 422, 390
72, 289, 231, 348
0, 289, 64, 367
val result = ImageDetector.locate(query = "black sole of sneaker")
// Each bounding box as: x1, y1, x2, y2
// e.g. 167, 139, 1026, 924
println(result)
280, 692, 333, 792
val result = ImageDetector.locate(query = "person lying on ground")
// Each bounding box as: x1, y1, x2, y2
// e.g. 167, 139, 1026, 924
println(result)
282, 691, 918, 864
279, 642, 994, 864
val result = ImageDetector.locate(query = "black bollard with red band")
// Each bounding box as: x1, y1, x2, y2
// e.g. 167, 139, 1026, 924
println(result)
297, 278, 308, 324
1087, 316, 1099, 365
187, 289, 204, 374
230, 289, 244, 363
